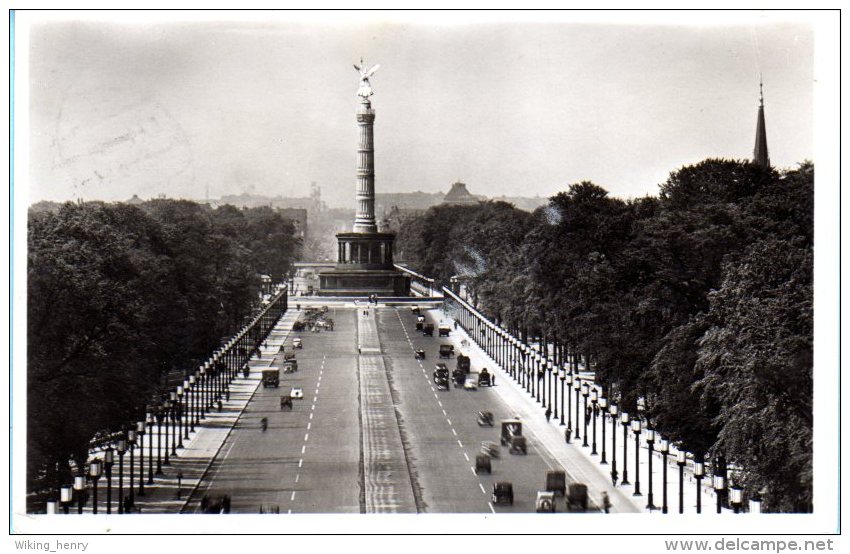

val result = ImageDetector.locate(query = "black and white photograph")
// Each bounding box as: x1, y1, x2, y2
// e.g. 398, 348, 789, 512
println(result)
8, 7, 841, 546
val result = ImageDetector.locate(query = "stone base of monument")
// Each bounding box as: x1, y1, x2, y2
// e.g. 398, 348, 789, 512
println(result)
317, 268, 410, 297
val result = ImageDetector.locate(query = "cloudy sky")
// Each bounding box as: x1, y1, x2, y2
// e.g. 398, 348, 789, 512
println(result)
20, 11, 818, 207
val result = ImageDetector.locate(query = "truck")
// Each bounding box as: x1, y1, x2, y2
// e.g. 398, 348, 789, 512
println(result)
261, 367, 280, 388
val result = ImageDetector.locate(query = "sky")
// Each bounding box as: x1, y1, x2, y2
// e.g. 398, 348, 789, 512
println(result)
21, 11, 818, 208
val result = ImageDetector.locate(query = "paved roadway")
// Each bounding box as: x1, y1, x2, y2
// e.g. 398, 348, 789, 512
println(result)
191, 305, 578, 513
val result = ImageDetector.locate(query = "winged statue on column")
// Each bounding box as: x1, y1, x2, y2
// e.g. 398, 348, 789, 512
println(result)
354, 58, 380, 98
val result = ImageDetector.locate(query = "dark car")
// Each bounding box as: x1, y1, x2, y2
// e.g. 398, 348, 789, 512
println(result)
433, 363, 450, 390
492, 482, 514, 506
456, 354, 471, 373
545, 470, 566, 497
567, 483, 588, 512
439, 344, 455, 358
478, 369, 492, 387
423, 323, 434, 337
500, 420, 522, 446
475, 453, 492, 475
415, 349, 426, 360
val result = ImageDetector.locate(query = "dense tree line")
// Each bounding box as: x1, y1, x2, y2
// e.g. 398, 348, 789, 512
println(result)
395, 159, 813, 512
27, 199, 301, 495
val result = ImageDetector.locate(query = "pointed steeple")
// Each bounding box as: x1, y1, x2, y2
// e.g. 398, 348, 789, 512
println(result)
753, 79, 770, 168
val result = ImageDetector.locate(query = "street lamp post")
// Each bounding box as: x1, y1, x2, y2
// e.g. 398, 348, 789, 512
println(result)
620, 412, 630, 485
565, 373, 573, 438
60, 484, 73, 515
573, 378, 581, 440
136, 421, 146, 496
127, 428, 137, 509
581, 383, 590, 447
713, 474, 726, 514
146, 413, 155, 484
199, 365, 207, 419
659, 438, 669, 514
599, 397, 608, 464
104, 447, 114, 514
160, 402, 170, 466
183, 380, 191, 440
646, 428, 656, 510
189, 375, 198, 430
730, 485, 743, 514
590, 389, 598, 455
559, 368, 566, 425
176, 385, 185, 449
694, 460, 705, 514
609, 403, 618, 482
677, 451, 686, 514
170, 392, 178, 455
46, 500, 57, 514
631, 418, 642, 496
74, 475, 86, 514
116, 438, 126, 514
89, 460, 102, 514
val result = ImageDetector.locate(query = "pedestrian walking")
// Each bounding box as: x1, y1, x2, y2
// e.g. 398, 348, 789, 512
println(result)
545, 407, 552, 422
602, 491, 612, 513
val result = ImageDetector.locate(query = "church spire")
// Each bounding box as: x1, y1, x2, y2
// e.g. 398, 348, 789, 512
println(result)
753, 79, 770, 168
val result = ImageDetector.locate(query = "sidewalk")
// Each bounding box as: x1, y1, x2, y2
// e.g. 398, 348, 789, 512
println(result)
78, 310, 301, 515
427, 306, 734, 515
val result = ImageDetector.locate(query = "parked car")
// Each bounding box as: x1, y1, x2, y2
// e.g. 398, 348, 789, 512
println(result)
261, 368, 280, 388
290, 387, 304, 399
545, 470, 566, 497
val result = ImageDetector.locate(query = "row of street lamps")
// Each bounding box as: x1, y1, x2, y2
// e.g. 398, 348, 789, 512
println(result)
444, 287, 756, 514
44, 285, 289, 515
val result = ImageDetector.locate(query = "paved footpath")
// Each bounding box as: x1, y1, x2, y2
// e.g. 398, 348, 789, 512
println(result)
81, 310, 301, 515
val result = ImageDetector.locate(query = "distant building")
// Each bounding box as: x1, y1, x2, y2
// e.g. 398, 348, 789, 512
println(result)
126, 194, 144, 205
442, 181, 481, 205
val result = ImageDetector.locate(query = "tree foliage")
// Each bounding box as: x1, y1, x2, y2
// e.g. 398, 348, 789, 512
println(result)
397, 159, 813, 511
27, 200, 300, 493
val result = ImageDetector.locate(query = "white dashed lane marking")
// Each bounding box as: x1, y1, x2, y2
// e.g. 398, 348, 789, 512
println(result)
295, 474, 300, 483
479, 483, 486, 494
298, 459, 303, 468
291, 491, 296, 501
307, 422, 311, 430
463, 452, 469, 462
304, 433, 309, 441
301, 445, 306, 454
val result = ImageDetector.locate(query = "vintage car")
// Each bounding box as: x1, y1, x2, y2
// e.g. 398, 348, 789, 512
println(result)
478, 369, 492, 387
508, 435, 527, 455
283, 359, 298, 373
456, 354, 471, 373
433, 364, 450, 390
261, 368, 280, 388
284, 352, 297, 361
491, 482, 514, 506
410, 306, 420, 314
545, 470, 566, 497
452, 368, 466, 388
464, 373, 479, 390
481, 441, 500, 459
439, 344, 455, 359
438, 322, 452, 337
500, 420, 523, 446
536, 491, 556, 513
292, 338, 302, 349
422, 323, 435, 337
414, 349, 426, 360
474, 453, 492, 475
290, 387, 304, 399
566, 483, 588, 512
477, 411, 494, 426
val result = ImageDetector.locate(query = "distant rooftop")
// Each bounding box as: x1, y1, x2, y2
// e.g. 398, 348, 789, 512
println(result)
442, 181, 481, 205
